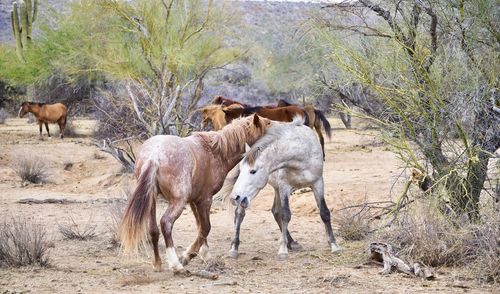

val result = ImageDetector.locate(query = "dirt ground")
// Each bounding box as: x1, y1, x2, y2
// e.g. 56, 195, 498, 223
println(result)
0, 117, 497, 293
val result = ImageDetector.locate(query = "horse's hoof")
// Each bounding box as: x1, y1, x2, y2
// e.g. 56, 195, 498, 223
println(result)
179, 255, 190, 266
277, 253, 288, 261
289, 241, 304, 251
170, 262, 184, 273
331, 244, 342, 254
153, 263, 162, 272
228, 249, 239, 259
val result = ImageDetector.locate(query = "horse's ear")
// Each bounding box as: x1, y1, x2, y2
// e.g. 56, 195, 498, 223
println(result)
245, 143, 251, 153
252, 114, 260, 126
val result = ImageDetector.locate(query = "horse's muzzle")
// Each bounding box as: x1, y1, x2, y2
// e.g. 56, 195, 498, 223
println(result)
232, 195, 249, 208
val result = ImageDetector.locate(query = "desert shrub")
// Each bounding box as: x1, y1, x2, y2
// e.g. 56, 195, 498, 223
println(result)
12, 155, 51, 184
0, 108, 8, 124
336, 207, 370, 241
58, 216, 97, 241
378, 201, 500, 283
0, 217, 51, 268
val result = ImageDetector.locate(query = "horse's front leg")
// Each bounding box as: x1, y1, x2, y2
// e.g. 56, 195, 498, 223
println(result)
179, 199, 213, 266
38, 121, 43, 138
228, 204, 246, 258
44, 122, 51, 138
312, 179, 341, 253
160, 201, 186, 273
277, 187, 292, 260
271, 188, 303, 251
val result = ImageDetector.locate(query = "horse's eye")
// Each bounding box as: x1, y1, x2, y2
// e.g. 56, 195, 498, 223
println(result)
250, 169, 256, 174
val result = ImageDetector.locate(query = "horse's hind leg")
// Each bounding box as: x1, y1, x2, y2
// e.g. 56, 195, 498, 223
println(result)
160, 200, 186, 272
312, 178, 341, 253
179, 202, 202, 265
180, 199, 212, 266
314, 123, 325, 160
44, 122, 51, 138
149, 200, 161, 271
58, 117, 66, 139
277, 186, 292, 260
271, 188, 302, 251
228, 204, 246, 258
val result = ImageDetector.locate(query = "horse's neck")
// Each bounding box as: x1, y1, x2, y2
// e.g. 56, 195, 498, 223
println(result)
28, 105, 41, 116
259, 141, 296, 174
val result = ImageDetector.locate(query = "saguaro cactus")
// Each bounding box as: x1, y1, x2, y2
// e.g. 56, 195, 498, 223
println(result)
10, 0, 38, 61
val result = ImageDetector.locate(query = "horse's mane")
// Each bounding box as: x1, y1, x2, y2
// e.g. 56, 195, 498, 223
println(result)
22, 101, 46, 107
245, 116, 304, 166
241, 106, 261, 116
196, 116, 265, 159
277, 99, 293, 107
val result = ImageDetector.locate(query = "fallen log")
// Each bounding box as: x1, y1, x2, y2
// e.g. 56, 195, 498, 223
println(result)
369, 242, 434, 280
17, 198, 79, 204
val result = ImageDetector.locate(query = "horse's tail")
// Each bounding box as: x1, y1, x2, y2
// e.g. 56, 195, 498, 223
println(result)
315, 109, 332, 139
119, 162, 158, 253
303, 110, 310, 126
213, 163, 241, 209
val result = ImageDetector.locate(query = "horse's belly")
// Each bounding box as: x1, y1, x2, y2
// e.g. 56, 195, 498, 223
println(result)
269, 168, 320, 189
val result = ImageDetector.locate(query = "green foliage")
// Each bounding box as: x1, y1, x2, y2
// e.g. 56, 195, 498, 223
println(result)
316, 0, 499, 220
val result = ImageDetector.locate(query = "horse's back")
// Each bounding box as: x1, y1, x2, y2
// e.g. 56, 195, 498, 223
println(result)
42, 103, 67, 122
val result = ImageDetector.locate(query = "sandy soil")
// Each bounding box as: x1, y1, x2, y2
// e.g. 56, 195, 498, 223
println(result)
0, 117, 496, 294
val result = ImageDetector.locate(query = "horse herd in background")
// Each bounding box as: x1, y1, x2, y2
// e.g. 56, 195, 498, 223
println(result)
201, 95, 332, 159
15, 96, 339, 274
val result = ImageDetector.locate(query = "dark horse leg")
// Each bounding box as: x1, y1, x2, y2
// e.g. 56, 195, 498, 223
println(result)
179, 199, 212, 265
271, 187, 303, 251
314, 122, 326, 160
277, 186, 292, 260
149, 200, 161, 271
58, 116, 66, 139
38, 121, 43, 137
228, 204, 246, 258
159, 200, 186, 272
44, 122, 51, 138
312, 178, 341, 253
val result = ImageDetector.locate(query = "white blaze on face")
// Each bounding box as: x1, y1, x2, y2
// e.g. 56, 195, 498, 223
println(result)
18, 106, 23, 118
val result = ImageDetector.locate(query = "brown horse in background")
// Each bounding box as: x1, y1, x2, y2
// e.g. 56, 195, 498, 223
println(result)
200, 104, 243, 131
120, 115, 272, 273
212, 95, 250, 108
222, 105, 309, 126
277, 100, 332, 159
18, 102, 68, 139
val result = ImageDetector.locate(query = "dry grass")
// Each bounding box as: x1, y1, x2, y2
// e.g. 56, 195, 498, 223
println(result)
0, 217, 51, 268
11, 155, 52, 184
58, 215, 97, 241
106, 188, 130, 247
335, 199, 372, 241
378, 201, 500, 284
336, 208, 370, 241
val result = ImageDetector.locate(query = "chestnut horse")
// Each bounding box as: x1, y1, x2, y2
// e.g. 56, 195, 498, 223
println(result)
200, 104, 243, 131
277, 100, 332, 159
212, 95, 250, 107
120, 115, 271, 273
222, 106, 309, 126
18, 102, 68, 139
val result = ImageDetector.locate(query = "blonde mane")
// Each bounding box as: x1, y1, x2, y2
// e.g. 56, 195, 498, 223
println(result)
196, 116, 267, 160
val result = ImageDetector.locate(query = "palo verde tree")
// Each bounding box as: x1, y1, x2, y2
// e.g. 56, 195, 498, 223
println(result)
316, 0, 499, 221
86, 0, 241, 138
